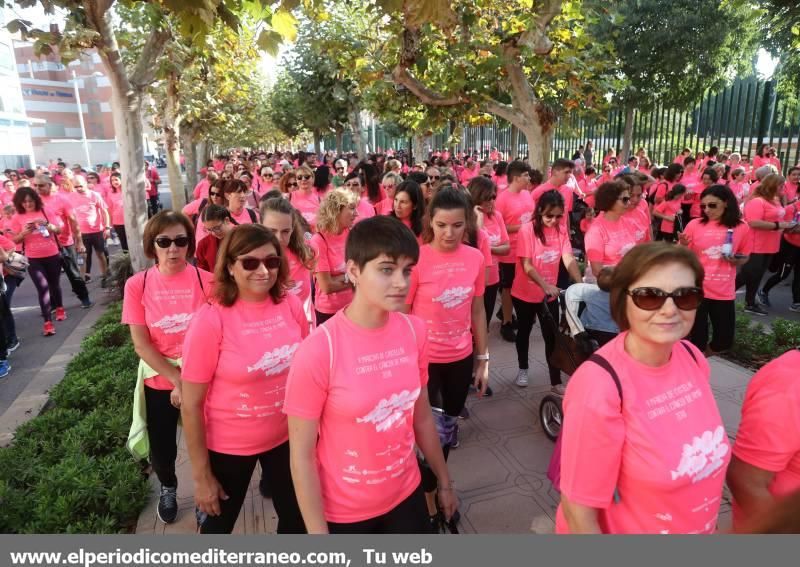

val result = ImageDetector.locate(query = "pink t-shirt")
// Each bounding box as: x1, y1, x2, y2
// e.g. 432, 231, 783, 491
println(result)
584, 213, 637, 267
731, 350, 800, 530
310, 229, 352, 314
783, 181, 798, 203
782, 205, 800, 247
655, 199, 682, 233
193, 178, 210, 200
230, 207, 258, 226
744, 197, 784, 253
495, 189, 535, 262
407, 243, 485, 363
285, 248, 313, 323
532, 181, 574, 213
355, 197, 376, 224
375, 197, 393, 216
511, 223, 570, 304
181, 294, 308, 455
40, 193, 75, 247
61, 190, 107, 233
482, 214, 509, 287
121, 265, 213, 390
653, 181, 671, 203
683, 219, 751, 300
728, 181, 750, 203
556, 335, 730, 534
283, 311, 428, 523
624, 199, 652, 243
290, 191, 321, 229
10, 212, 60, 258
476, 229, 492, 285
104, 190, 125, 226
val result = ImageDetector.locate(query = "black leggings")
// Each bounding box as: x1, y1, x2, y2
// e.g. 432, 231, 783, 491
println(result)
200, 442, 305, 534
144, 385, 179, 487
689, 298, 736, 353
28, 254, 63, 322
735, 252, 772, 306
427, 354, 474, 418
328, 482, 428, 534
483, 282, 499, 329
114, 224, 129, 252
512, 297, 561, 386
762, 240, 800, 302
82, 232, 107, 275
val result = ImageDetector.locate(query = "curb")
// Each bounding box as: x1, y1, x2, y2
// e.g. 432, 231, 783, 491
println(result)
0, 301, 110, 447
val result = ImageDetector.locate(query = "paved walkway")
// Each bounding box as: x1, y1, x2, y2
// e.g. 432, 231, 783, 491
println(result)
136, 319, 752, 534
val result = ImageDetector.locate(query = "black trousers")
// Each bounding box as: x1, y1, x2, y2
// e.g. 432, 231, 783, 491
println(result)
735, 252, 772, 306
200, 442, 305, 534
114, 224, 129, 252
427, 354, 474, 418
143, 385, 179, 487
3, 275, 21, 342
483, 282, 499, 329
689, 298, 736, 353
60, 245, 90, 302
762, 239, 800, 302
82, 232, 107, 275
328, 482, 428, 534
0, 292, 10, 359
512, 297, 561, 386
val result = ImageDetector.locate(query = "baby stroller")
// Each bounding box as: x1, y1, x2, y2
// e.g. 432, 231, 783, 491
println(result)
537, 294, 600, 441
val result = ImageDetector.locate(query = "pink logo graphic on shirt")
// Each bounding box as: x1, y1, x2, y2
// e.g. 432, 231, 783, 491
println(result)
671, 426, 729, 483
702, 245, 724, 261
620, 242, 636, 257
520, 212, 533, 224
246, 343, 299, 376
433, 286, 473, 309
356, 388, 420, 432
535, 250, 561, 264
488, 233, 501, 246
287, 279, 303, 295
151, 313, 193, 334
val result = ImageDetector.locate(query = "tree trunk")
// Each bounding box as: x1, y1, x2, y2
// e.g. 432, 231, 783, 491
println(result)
182, 126, 198, 193
622, 103, 635, 162
349, 109, 366, 159
412, 134, 425, 166
335, 128, 343, 155
510, 124, 520, 160
313, 130, 322, 155
163, 70, 185, 208
197, 140, 208, 168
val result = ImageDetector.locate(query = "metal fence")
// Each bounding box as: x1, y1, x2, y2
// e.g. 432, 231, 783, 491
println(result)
323, 75, 800, 175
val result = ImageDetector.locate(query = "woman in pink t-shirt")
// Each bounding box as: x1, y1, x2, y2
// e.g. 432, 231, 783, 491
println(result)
653, 184, 687, 242
727, 349, 800, 532
584, 181, 638, 275
390, 180, 425, 242
468, 176, 510, 332
121, 211, 213, 525
621, 181, 652, 244
681, 185, 751, 354
375, 172, 401, 215
342, 172, 376, 225
727, 167, 750, 203
260, 197, 316, 327
10, 187, 64, 336
181, 224, 306, 534
558, 242, 730, 534
310, 189, 357, 324
103, 172, 127, 251
510, 190, 581, 391
221, 178, 258, 226
735, 174, 793, 315
285, 216, 455, 534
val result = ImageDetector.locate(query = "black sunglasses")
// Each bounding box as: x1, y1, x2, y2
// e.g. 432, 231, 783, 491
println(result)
209, 191, 222, 197
296, 175, 312, 181
239, 255, 281, 271
429, 175, 441, 181
155, 236, 190, 249
287, 182, 298, 187
626, 287, 703, 311
699, 203, 719, 210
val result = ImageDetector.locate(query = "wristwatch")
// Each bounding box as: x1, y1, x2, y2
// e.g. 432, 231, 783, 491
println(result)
475, 353, 490, 361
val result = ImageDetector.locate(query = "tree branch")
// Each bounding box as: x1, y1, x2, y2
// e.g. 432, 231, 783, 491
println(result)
502, 43, 538, 114
518, 0, 563, 55
83, 0, 132, 93
391, 65, 466, 106
484, 99, 525, 127
130, 26, 172, 89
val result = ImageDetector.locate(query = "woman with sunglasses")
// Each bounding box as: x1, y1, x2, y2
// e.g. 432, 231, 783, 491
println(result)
735, 174, 792, 316
727, 167, 750, 203
311, 189, 358, 324
391, 180, 425, 243
376, 172, 402, 215
278, 170, 298, 196
260, 197, 316, 326
182, 224, 306, 534
103, 172, 127, 251
288, 165, 321, 230
558, 242, 730, 534
510, 190, 581, 391
222, 179, 258, 226
122, 211, 213, 525
185, 179, 227, 243
342, 172, 376, 224
680, 185, 751, 354
584, 181, 638, 277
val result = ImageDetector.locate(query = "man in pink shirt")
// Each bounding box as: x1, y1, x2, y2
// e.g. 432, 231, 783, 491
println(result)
532, 159, 577, 226
62, 175, 111, 285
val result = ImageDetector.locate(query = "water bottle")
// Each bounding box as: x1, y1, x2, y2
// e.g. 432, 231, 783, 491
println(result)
721, 229, 734, 257
77, 253, 85, 267
37, 223, 50, 238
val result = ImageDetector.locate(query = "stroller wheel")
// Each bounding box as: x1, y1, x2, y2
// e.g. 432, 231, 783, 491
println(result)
539, 395, 563, 441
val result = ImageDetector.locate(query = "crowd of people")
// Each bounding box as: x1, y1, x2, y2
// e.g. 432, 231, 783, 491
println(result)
105, 143, 798, 535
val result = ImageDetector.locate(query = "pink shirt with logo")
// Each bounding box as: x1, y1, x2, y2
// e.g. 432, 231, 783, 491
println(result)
284, 311, 428, 523
495, 189, 535, 263
290, 191, 321, 229
731, 350, 800, 530
285, 248, 314, 323
624, 199, 652, 243
10, 212, 59, 258
556, 335, 730, 534
584, 213, 637, 267
481, 214, 509, 286
406, 243, 485, 363
744, 197, 784, 253
683, 219, 751, 300
654, 199, 682, 234
310, 229, 352, 314
181, 294, 308, 455
40, 193, 75, 247
511, 223, 570, 304
354, 197, 376, 224
61, 190, 107, 233
230, 207, 258, 226
783, 181, 798, 203
121, 265, 213, 390
104, 190, 125, 226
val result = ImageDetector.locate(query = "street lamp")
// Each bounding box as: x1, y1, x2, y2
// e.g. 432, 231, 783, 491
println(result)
71, 69, 95, 168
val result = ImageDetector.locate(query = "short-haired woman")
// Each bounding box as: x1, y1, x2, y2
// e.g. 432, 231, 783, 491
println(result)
181, 224, 307, 534
376, 172, 402, 215
558, 242, 730, 534
391, 180, 425, 242
289, 165, 321, 229
222, 179, 258, 226
584, 181, 638, 275
311, 189, 358, 324
122, 211, 213, 524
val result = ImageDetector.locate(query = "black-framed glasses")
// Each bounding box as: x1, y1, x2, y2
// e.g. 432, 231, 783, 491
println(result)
287, 182, 298, 188
155, 236, 190, 248
239, 255, 281, 271
209, 191, 222, 197
296, 175, 312, 181
699, 203, 719, 210
626, 287, 703, 311
206, 224, 225, 234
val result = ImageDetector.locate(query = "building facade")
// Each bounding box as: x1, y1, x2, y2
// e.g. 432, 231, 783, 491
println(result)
0, 11, 36, 169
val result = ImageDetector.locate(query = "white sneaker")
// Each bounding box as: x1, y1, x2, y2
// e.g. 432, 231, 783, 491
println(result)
551, 383, 567, 396
515, 369, 529, 387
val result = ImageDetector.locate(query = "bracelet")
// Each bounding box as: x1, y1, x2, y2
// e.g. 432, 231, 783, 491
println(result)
438, 480, 455, 491
475, 353, 490, 361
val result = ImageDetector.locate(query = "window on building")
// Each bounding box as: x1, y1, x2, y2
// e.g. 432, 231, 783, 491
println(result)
44, 123, 66, 137
0, 43, 14, 70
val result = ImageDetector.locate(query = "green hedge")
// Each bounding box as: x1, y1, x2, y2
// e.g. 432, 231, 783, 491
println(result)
725, 305, 800, 370
0, 303, 149, 533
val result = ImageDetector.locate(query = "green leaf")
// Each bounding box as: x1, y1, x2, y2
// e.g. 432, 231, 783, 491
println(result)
257, 29, 283, 56
272, 9, 298, 42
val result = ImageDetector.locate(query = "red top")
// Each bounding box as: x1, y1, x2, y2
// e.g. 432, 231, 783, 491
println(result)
196, 234, 220, 273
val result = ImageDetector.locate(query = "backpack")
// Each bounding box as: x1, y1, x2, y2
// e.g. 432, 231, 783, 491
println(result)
229, 208, 258, 225
190, 198, 208, 227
